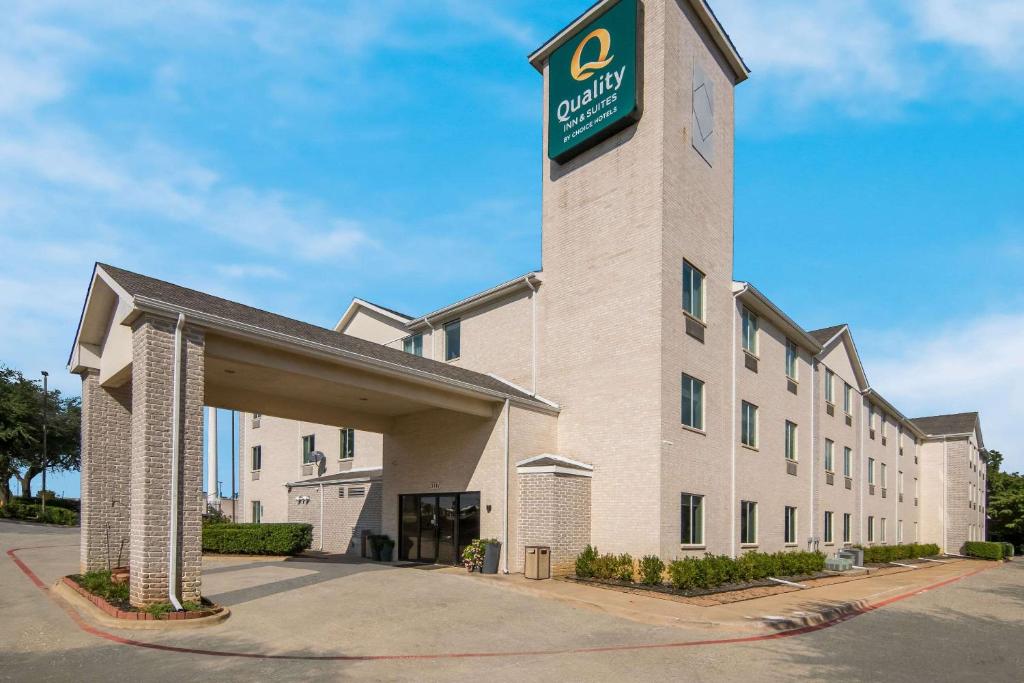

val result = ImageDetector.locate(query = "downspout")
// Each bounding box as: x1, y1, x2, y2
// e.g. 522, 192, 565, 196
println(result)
319, 483, 325, 552
426, 318, 436, 360
942, 436, 948, 552
167, 313, 185, 612
524, 277, 538, 395
503, 398, 510, 574
730, 295, 738, 556
858, 393, 864, 544
808, 357, 815, 550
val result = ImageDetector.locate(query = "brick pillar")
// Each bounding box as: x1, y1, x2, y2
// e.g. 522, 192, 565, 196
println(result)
129, 315, 205, 606
518, 471, 591, 575
79, 370, 132, 572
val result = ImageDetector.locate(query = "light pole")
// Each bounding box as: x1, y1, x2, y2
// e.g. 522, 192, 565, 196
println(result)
40, 371, 48, 515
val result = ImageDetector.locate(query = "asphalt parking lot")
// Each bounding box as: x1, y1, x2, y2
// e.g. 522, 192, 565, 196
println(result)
2, 520, 1022, 682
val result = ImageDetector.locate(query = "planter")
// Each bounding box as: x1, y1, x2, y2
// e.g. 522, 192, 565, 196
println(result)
379, 543, 394, 562
482, 541, 502, 574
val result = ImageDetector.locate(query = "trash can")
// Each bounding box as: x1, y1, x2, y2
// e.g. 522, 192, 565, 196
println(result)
482, 541, 502, 574
524, 545, 551, 580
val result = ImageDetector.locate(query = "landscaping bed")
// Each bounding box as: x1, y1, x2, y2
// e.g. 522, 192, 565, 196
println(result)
64, 570, 224, 621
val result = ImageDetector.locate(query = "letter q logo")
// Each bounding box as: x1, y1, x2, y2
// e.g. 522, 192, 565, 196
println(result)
570, 28, 614, 81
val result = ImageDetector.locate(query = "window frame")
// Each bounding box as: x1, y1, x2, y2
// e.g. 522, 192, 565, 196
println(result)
784, 506, 798, 545
868, 457, 875, 485
741, 401, 759, 449
340, 428, 355, 460
680, 493, 705, 546
880, 462, 888, 489
403, 333, 424, 357
251, 500, 262, 524
785, 421, 798, 461
785, 339, 798, 380
867, 515, 875, 543
824, 439, 834, 473
843, 513, 852, 543
443, 319, 461, 361
741, 307, 759, 356
843, 447, 853, 478
301, 434, 316, 464
824, 368, 835, 404
740, 500, 758, 546
682, 260, 705, 322
880, 517, 887, 543
680, 373, 705, 432
843, 382, 853, 415
824, 510, 834, 544
251, 445, 262, 472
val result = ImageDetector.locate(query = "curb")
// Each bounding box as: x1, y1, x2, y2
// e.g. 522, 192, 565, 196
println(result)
54, 579, 231, 630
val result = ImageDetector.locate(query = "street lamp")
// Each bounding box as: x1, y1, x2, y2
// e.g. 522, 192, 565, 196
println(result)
40, 371, 48, 516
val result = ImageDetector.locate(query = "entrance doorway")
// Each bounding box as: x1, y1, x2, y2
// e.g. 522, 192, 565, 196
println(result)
399, 491, 480, 564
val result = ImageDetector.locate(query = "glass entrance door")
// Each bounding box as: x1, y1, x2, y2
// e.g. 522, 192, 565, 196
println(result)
398, 491, 481, 564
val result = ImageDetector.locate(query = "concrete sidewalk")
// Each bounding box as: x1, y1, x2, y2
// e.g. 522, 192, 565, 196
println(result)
465, 559, 996, 632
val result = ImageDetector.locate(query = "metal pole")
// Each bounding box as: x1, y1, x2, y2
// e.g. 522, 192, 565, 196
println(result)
41, 371, 48, 515
231, 410, 236, 522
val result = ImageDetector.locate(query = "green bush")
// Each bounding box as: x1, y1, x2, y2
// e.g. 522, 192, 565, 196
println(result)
639, 555, 665, 585
668, 551, 825, 591
575, 545, 599, 578
1000, 542, 1015, 558
72, 570, 129, 604
860, 543, 940, 564
964, 541, 1004, 561
0, 502, 79, 526
202, 523, 312, 555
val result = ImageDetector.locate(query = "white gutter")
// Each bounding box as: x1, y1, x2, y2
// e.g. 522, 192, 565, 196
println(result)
858, 392, 864, 544
167, 313, 185, 612
943, 436, 948, 552
525, 276, 538, 395
319, 483, 324, 551
426, 318, 436, 361
730, 294, 738, 556
809, 357, 815, 548
502, 398, 510, 574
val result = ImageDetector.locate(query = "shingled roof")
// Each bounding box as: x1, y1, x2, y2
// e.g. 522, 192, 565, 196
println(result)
94, 263, 547, 408
808, 324, 847, 346
911, 412, 982, 442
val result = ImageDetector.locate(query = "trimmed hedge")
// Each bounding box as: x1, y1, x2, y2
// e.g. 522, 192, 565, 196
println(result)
964, 541, 1004, 561
860, 543, 940, 564
667, 551, 825, 591
0, 502, 79, 526
639, 555, 665, 585
1000, 542, 1015, 558
202, 523, 312, 555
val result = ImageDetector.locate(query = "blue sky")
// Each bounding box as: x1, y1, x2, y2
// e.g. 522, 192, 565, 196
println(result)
1, 0, 1021, 498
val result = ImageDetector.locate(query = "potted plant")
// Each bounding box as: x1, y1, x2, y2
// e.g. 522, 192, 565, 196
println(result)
462, 539, 485, 572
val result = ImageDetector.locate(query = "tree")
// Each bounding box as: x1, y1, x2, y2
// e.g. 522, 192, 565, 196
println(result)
985, 449, 1024, 552
0, 365, 81, 505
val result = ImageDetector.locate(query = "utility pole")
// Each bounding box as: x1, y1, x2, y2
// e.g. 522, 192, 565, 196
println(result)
40, 371, 48, 515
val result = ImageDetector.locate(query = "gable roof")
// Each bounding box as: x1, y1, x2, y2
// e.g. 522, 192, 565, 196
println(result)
810, 323, 869, 389
333, 297, 411, 333
75, 264, 553, 411
808, 324, 847, 346
912, 412, 983, 445
527, 0, 750, 84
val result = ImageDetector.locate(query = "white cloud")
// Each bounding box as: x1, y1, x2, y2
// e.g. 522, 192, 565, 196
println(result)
910, 0, 1024, 71
866, 313, 1024, 472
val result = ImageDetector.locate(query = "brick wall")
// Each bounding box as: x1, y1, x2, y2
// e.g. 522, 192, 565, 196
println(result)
517, 472, 591, 574
287, 480, 382, 554
79, 371, 132, 572
129, 315, 205, 606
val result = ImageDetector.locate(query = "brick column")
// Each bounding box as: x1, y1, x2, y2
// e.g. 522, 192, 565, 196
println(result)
518, 471, 591, 574
79, 370, 132, 573
129, 315, 205, 606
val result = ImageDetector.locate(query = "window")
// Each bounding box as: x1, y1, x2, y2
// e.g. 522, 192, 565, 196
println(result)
825, 369, 835, 404
340, 428, 355, 460
824, 511, 834, 543
741, 307, 758, 355
682, 260, 704, 320
251, 445, 262, 472
843, 513, 851, 543
868, 457, 875, 485
824, 439, 834, 472
740, 500, 757, 545
444, 319, 461, 361
898, 470, 904, 494
880, 462, 887, 489
868, 405, 876, 431
680, 493, 704, 545
403, 333, 424, 356
880, 517, 887, 543
785, 340, 798, 380
914, 521, 919, 542
898, 427, 904, 453
867, 516, 875, 542
302, 434, 316, 464
785, 421, 798, 461
741, 401, 758, 448
880, 414, 887, 438
843, 447, 852, 478
914, 477, 919, 499
897, 519, 903, 543
681, 373, 705, 430
843, 382, 853, 414
251, 501, 261, 524
784, 506, 797, 545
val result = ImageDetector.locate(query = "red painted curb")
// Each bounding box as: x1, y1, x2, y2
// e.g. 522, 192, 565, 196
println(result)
6, 544, 998, 662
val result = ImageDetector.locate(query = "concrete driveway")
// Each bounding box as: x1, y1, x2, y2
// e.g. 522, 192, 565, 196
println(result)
3, 520, 1023, 681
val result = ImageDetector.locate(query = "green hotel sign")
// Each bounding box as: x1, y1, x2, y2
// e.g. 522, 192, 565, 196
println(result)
548, 0, 641, 162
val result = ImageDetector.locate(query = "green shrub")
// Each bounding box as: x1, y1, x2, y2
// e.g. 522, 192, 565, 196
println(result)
639, 555, 665, 585
202, 523, 312, 555
72, 570, 129, 603
614, 554, 634, 581
964, 541, 1004, 561
1000, 542, 1015, 558
575, 545, 599, 578
667, 551, 825, 591
860, 543, 941, 564
0, 502, 78, 526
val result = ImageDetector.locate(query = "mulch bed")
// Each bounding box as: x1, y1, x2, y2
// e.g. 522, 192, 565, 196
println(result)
63, 576, 223, 621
